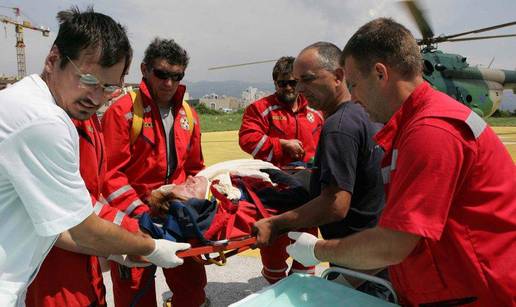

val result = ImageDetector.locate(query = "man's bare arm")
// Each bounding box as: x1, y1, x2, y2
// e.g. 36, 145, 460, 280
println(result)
315, 226, 421, 270
254, 184, 350, 246
274, 185, 350, 231
56, 229, 104, 256
56, 213, 154, 256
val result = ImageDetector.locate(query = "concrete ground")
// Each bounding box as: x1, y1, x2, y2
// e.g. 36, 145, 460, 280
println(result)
103, 253, 328, 306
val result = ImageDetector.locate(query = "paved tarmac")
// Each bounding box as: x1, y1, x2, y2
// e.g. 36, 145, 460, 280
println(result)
103, 253, 327, 306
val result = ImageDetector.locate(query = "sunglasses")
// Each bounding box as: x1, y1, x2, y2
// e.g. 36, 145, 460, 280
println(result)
66, 56, 122, 96
151, 67, 185, 81
276, 80, 298, 88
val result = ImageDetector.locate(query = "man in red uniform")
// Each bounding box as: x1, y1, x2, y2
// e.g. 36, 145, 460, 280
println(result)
239, 57, 323, 283
102, 38, 206, 307
287, 18, 516, 306
239, 56, 323, 168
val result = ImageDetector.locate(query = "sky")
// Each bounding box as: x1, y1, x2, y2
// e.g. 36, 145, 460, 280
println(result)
1, 0, 516, 84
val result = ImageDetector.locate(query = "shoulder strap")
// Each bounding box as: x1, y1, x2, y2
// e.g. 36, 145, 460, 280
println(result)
129, 90, 144, 145
130, 91, 195, 145
182, 101, 195, 135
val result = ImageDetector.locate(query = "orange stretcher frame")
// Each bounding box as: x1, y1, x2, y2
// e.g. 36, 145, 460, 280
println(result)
176, 236, 257, 266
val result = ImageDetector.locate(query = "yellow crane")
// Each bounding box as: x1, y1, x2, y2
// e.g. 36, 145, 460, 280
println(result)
1, 6, 49, 78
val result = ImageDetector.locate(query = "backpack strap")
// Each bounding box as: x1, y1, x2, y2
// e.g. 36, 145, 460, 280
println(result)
129, 90, 144, 145
129, 89, 194, 145
182, 101, 195, 135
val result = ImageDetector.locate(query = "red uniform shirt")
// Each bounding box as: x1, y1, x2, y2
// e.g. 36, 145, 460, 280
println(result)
101, 80, 207, 307
101, 80, 204, 216
375, 82, 516, 306
26, 115, 139, 307
239, 94, 323, 167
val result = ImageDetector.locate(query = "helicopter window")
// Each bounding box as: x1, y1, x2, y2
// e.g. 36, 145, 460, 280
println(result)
423, 60, 434, 75
466, 95, 473, 103
435, 63, 446, 71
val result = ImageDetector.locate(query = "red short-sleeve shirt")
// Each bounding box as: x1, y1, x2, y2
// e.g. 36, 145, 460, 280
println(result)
374, 82, 516, 306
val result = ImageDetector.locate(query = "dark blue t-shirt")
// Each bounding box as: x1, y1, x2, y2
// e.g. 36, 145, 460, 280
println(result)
310, 101, 384, 239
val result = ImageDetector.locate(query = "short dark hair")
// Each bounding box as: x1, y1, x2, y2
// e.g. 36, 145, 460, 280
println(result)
301, 42, 341, 71
341, 18, 422, 79
54, 6, 132, 75
143, 38, 189, 68
272, 56, 294, 81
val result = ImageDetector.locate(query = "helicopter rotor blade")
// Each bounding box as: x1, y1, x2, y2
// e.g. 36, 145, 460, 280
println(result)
400, 0, 434, 40
445, 33, 516, 43
208, 59, 278, 71
488, 57, 495, 68
442, 21, 516, 40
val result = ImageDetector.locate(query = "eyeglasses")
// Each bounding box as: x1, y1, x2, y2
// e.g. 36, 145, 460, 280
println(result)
151, 67, 185, 82
66, 56, 122, 96
276, 80, 298, 88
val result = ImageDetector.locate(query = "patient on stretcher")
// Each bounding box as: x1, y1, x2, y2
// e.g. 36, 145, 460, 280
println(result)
140, 159, 310, 248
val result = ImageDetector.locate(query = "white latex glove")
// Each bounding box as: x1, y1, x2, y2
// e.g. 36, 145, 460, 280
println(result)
145, 239, 191, 268
286, 231, 321, 267
107, 254, 152, 268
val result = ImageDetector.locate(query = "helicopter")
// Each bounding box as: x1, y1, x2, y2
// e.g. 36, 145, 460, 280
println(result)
208, 0, 516, 118
402, 0, 516, 117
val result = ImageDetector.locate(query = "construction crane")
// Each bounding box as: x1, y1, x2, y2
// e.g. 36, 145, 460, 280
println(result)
1, 6, 50, 78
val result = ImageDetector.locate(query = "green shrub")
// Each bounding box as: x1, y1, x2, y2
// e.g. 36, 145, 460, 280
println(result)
193, 103, 223, 115
492, 109, 512, 117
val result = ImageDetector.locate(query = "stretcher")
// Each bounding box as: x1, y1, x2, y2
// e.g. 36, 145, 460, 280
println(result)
230, 267, 399, 306
140, 164, 310, 266
175, 235, 257, 266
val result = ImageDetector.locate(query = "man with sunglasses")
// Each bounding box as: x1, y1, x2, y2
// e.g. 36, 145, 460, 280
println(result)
240, 56, 323, 169
102, 38, 206, 307
0, 8, 190, 307
239, 57, 323, 283
254, 42, 385, 292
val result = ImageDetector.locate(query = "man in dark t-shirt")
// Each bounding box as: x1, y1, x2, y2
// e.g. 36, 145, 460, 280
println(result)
311, 101, 384, 240
254, 42, 384, 256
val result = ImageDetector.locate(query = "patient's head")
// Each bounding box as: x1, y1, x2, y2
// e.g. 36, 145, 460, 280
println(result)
173, 176, 209, 200
149, 175, 209, 216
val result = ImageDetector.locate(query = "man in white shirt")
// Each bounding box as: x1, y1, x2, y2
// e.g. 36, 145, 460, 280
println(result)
0, 8, 190, 306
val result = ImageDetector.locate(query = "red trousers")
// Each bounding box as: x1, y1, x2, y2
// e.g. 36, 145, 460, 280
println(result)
26, 247, 106, 307
260, 227, 318, 284
110, 257, 206, 307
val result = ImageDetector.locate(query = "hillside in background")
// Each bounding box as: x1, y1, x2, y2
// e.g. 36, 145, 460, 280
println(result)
184, 80, 274, 98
